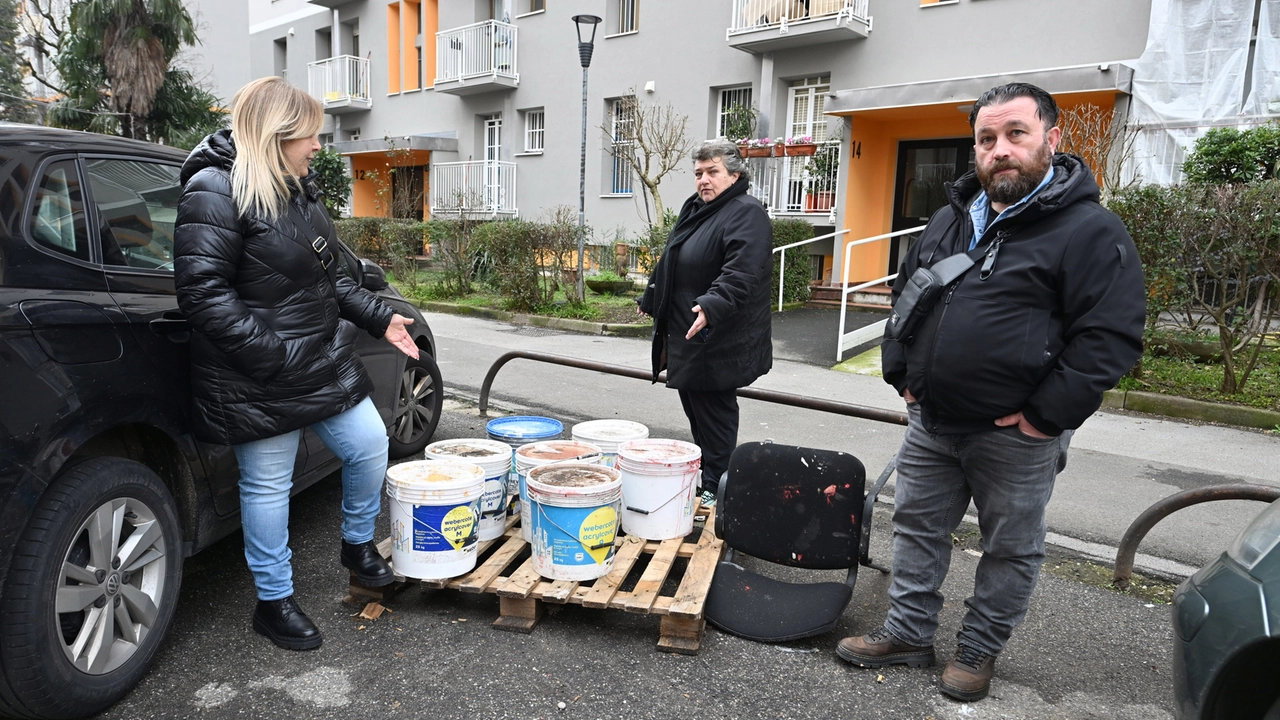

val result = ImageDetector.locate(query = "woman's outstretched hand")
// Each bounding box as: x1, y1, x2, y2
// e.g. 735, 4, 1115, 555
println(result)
384, 314, 420, 359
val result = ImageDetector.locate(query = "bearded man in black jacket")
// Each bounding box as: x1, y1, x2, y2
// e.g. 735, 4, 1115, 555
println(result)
835, 83, 1146, 702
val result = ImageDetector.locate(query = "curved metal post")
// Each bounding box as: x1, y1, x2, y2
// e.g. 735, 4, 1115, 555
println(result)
1112, 484, 1280, 589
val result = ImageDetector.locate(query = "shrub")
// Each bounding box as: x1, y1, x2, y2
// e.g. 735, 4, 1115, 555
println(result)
771, 219, 814, 305
1183, 123, 1280, 185
425, 217, 487, 297
474, 208, 582, 312
311, 147, 351, 219
333, 216, 427, 291
1111, 182, 1280, 393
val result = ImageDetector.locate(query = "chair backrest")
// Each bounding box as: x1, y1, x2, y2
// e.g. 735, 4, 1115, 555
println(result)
717, 442, 866, 570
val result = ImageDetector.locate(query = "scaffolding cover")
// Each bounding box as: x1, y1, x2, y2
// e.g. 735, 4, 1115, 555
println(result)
1126, 0, 1279, 184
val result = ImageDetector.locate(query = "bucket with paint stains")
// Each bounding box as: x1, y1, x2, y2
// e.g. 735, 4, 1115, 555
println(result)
514, 440, 604, 542
424, 438, 513, 541
525, 463, 622, 581
385, 460, 485, 580
486, 416, 564, 516
570, 420, 649, 468
616, 439, 702, 540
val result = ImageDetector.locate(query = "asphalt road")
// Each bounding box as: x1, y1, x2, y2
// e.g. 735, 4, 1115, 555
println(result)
94, 402, 1177, 720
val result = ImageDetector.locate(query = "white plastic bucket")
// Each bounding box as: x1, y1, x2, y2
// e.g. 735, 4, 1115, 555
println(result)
616, 439, 702, 540
424, 439, 513, 541
571, 420, 650, 468
385, 460, 485, 580
514, 441, 604, 543
526, 463, 622, 581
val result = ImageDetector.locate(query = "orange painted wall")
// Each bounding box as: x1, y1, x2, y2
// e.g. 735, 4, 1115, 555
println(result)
386, 3, 401, 94
349, 149, 432, 218
836, 92, 1118, 284
402, 0, 420, 92
423, 0, 438, 88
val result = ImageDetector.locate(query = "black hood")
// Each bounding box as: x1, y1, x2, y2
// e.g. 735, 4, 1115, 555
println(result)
946, 153, 1100, 222
180, 128, 235, 185
179, 128, 322, 201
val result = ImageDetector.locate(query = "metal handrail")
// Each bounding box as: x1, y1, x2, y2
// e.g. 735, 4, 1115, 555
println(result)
476, 350, 907, 426
772, 228, 849, 311
1112, 484, 1280, 589
835, 224, 926, 360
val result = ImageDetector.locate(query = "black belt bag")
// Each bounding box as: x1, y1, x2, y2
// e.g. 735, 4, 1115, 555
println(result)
887, 234, 1004, 344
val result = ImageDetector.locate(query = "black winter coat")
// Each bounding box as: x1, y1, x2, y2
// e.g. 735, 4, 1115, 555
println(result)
639, 179, 773, 391
882, 154, 1146, 437
174, 130, 394, 445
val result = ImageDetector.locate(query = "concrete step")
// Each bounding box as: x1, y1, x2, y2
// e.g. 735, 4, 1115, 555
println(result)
806, 283, 892, 309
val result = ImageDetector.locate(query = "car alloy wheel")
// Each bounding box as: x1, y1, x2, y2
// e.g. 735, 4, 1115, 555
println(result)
56, 495, 169, 674
389, 351, 443, 458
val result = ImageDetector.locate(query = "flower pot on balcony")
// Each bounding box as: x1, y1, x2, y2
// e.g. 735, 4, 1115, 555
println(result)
743, 145, 774, 158
805, 191, 836, 213
783, 143, 818, 157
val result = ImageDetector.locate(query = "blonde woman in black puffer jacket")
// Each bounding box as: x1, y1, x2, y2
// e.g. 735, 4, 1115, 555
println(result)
175, 77, 419, 651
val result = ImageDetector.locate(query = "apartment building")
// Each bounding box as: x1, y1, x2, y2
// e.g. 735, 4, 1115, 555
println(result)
225, 0, 1153, 288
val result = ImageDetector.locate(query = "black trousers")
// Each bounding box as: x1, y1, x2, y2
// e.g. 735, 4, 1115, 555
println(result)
677, 388, 739, 491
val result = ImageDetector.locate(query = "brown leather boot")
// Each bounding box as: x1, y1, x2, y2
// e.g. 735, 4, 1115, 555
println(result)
836, 627, 936, 668
939, 645, 996, 701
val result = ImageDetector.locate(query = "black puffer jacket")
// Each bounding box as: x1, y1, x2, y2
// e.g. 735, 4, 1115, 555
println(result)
174, 130, 394, 445
639, 178, 773, 391
882, 154, 1146, 437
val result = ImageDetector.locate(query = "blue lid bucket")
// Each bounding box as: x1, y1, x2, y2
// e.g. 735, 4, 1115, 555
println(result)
486, 416, 564, 447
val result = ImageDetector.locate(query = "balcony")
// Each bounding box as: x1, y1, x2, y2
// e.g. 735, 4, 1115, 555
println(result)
746, 142, 840, 222
307, 55, 371, 113
430, 161, 518, 219
727, 0, 871, 53
434, 20, 519, 96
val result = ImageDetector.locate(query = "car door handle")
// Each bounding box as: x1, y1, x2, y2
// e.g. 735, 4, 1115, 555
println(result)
149, 317, 188, 335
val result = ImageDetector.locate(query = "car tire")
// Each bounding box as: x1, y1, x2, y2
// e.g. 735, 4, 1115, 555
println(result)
0, 457, 183, 720
388, 350, 443, 458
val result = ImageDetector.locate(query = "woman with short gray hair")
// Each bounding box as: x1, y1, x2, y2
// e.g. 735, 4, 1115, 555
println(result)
638, 141, 773, 504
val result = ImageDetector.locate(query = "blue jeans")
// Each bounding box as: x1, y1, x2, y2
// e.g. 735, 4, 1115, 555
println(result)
883, 403, 1068, 656
233, 397, 389, 601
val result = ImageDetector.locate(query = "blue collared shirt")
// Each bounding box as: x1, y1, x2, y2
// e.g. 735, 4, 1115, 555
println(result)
968, 165, 1055, 250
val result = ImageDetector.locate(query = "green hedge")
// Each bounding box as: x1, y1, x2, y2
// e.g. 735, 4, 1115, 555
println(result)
771, 219, 814, 306
333, 217, 427, 289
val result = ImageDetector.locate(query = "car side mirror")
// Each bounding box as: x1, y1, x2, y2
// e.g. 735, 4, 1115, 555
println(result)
360, 259, 388, 291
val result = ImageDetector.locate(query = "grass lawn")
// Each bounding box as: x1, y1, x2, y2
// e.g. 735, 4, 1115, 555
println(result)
1117, 338, 1280, 411
390, 269, 651, 326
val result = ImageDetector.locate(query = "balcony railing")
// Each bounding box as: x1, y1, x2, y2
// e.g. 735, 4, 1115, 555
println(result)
745, 142, 841, 220
731, 0, 869, 32
435, 20, 519, 94
430, 161, 518, 219
307, 55, 371, 113
728, 0, 871, 52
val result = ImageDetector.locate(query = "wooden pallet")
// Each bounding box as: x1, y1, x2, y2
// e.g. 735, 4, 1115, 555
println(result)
351, 505, 725, 654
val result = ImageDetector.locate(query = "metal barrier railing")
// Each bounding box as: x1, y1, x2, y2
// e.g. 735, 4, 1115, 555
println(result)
477, 350, 908, 426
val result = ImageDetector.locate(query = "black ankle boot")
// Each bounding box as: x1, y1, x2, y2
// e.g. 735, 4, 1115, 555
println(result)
341, 539, 396, 587
252, 595, 322, 650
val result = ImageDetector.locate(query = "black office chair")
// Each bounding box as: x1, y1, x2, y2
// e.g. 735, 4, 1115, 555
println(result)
704, 441, 894, 642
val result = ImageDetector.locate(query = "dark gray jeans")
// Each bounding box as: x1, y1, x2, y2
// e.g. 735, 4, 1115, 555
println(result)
883, 403, 1069, 656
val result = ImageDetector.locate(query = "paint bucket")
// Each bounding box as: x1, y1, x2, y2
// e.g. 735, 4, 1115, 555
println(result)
616, 439, 702, 540
570, 420, 650, 468
525, 463, 622, 581
385, 460, 485, 580
486, 416, 564, 516
514, 440, 604, 542
424, 439, 513, 541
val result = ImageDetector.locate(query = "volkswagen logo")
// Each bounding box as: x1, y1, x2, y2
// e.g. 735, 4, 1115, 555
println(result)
105, 573, 120, 595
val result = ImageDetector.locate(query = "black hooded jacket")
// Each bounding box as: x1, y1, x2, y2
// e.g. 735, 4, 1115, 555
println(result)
639, 177, 773, 391
174, 129, 394, 445
881, 154, 1146, 437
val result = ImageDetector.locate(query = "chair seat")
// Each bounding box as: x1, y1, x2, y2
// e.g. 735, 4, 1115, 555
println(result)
705, 561, 853, 643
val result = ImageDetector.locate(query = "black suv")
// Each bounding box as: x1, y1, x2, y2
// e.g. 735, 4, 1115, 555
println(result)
0, 125, 444, 719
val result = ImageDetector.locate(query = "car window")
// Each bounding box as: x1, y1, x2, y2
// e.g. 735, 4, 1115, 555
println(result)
28, 159, 89, 262
85, 159, 182, 271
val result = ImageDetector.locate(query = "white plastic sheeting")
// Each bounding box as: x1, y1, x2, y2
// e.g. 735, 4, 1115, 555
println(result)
1126, 0, 1280, 185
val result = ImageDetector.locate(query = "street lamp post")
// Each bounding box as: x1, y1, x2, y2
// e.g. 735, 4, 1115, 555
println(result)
572, 14, 602, 303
